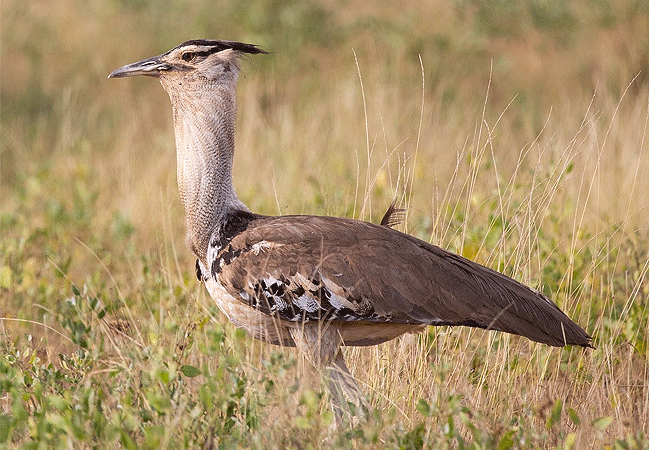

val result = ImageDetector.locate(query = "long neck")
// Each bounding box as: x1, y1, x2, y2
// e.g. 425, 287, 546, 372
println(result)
164, 82, 249, 262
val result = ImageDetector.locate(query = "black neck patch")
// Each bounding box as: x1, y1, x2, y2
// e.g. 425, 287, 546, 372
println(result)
219, 209, 258, 246
208, 209, 259, 278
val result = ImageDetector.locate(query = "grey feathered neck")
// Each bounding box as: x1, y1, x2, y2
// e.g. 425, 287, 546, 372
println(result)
161, 77, 249, 262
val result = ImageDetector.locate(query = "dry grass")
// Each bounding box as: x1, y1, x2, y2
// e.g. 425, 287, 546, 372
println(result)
1, 0, 647, 448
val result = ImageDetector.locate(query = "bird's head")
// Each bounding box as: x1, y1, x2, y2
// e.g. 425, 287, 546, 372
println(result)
108, 39, 266, 89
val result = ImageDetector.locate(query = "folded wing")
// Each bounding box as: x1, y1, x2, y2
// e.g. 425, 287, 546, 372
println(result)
209, 214, 592, 348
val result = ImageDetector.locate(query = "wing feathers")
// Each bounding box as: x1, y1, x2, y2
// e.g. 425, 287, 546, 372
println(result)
208, 214, 591, 348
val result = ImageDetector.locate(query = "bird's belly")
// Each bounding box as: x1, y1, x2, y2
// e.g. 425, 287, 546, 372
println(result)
337, 322, 426, 346
203, 277, 295, 346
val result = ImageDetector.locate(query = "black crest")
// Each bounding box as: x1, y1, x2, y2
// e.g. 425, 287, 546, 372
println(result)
172, 40, 267, 56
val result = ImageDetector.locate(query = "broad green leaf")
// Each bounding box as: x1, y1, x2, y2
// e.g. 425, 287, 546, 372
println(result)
180, 364, 201, 377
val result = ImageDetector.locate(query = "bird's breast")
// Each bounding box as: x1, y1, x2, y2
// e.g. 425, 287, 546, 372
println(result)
203, 276, 295, 346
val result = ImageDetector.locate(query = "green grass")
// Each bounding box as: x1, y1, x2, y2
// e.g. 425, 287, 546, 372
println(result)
1, 0, 648, 448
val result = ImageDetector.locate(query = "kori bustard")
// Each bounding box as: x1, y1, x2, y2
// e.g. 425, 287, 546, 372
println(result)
109, 39, 591, 421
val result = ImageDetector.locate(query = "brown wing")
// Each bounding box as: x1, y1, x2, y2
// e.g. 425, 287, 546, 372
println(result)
209, 214, 591, 348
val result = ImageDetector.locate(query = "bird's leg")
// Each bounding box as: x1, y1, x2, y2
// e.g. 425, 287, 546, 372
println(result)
290, 323, 368, 426
325, 350, 369, 424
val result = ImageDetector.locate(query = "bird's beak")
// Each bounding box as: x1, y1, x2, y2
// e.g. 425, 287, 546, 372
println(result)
108, 55, 170, 79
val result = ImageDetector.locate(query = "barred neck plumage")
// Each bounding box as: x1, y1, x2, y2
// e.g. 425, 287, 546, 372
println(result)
163, 78, 249, 262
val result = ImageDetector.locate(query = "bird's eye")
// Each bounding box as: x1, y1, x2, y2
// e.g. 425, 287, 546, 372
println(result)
181, 52, 195, 62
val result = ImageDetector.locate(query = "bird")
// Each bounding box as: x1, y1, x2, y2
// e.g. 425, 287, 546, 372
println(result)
109, 39, 592, 422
